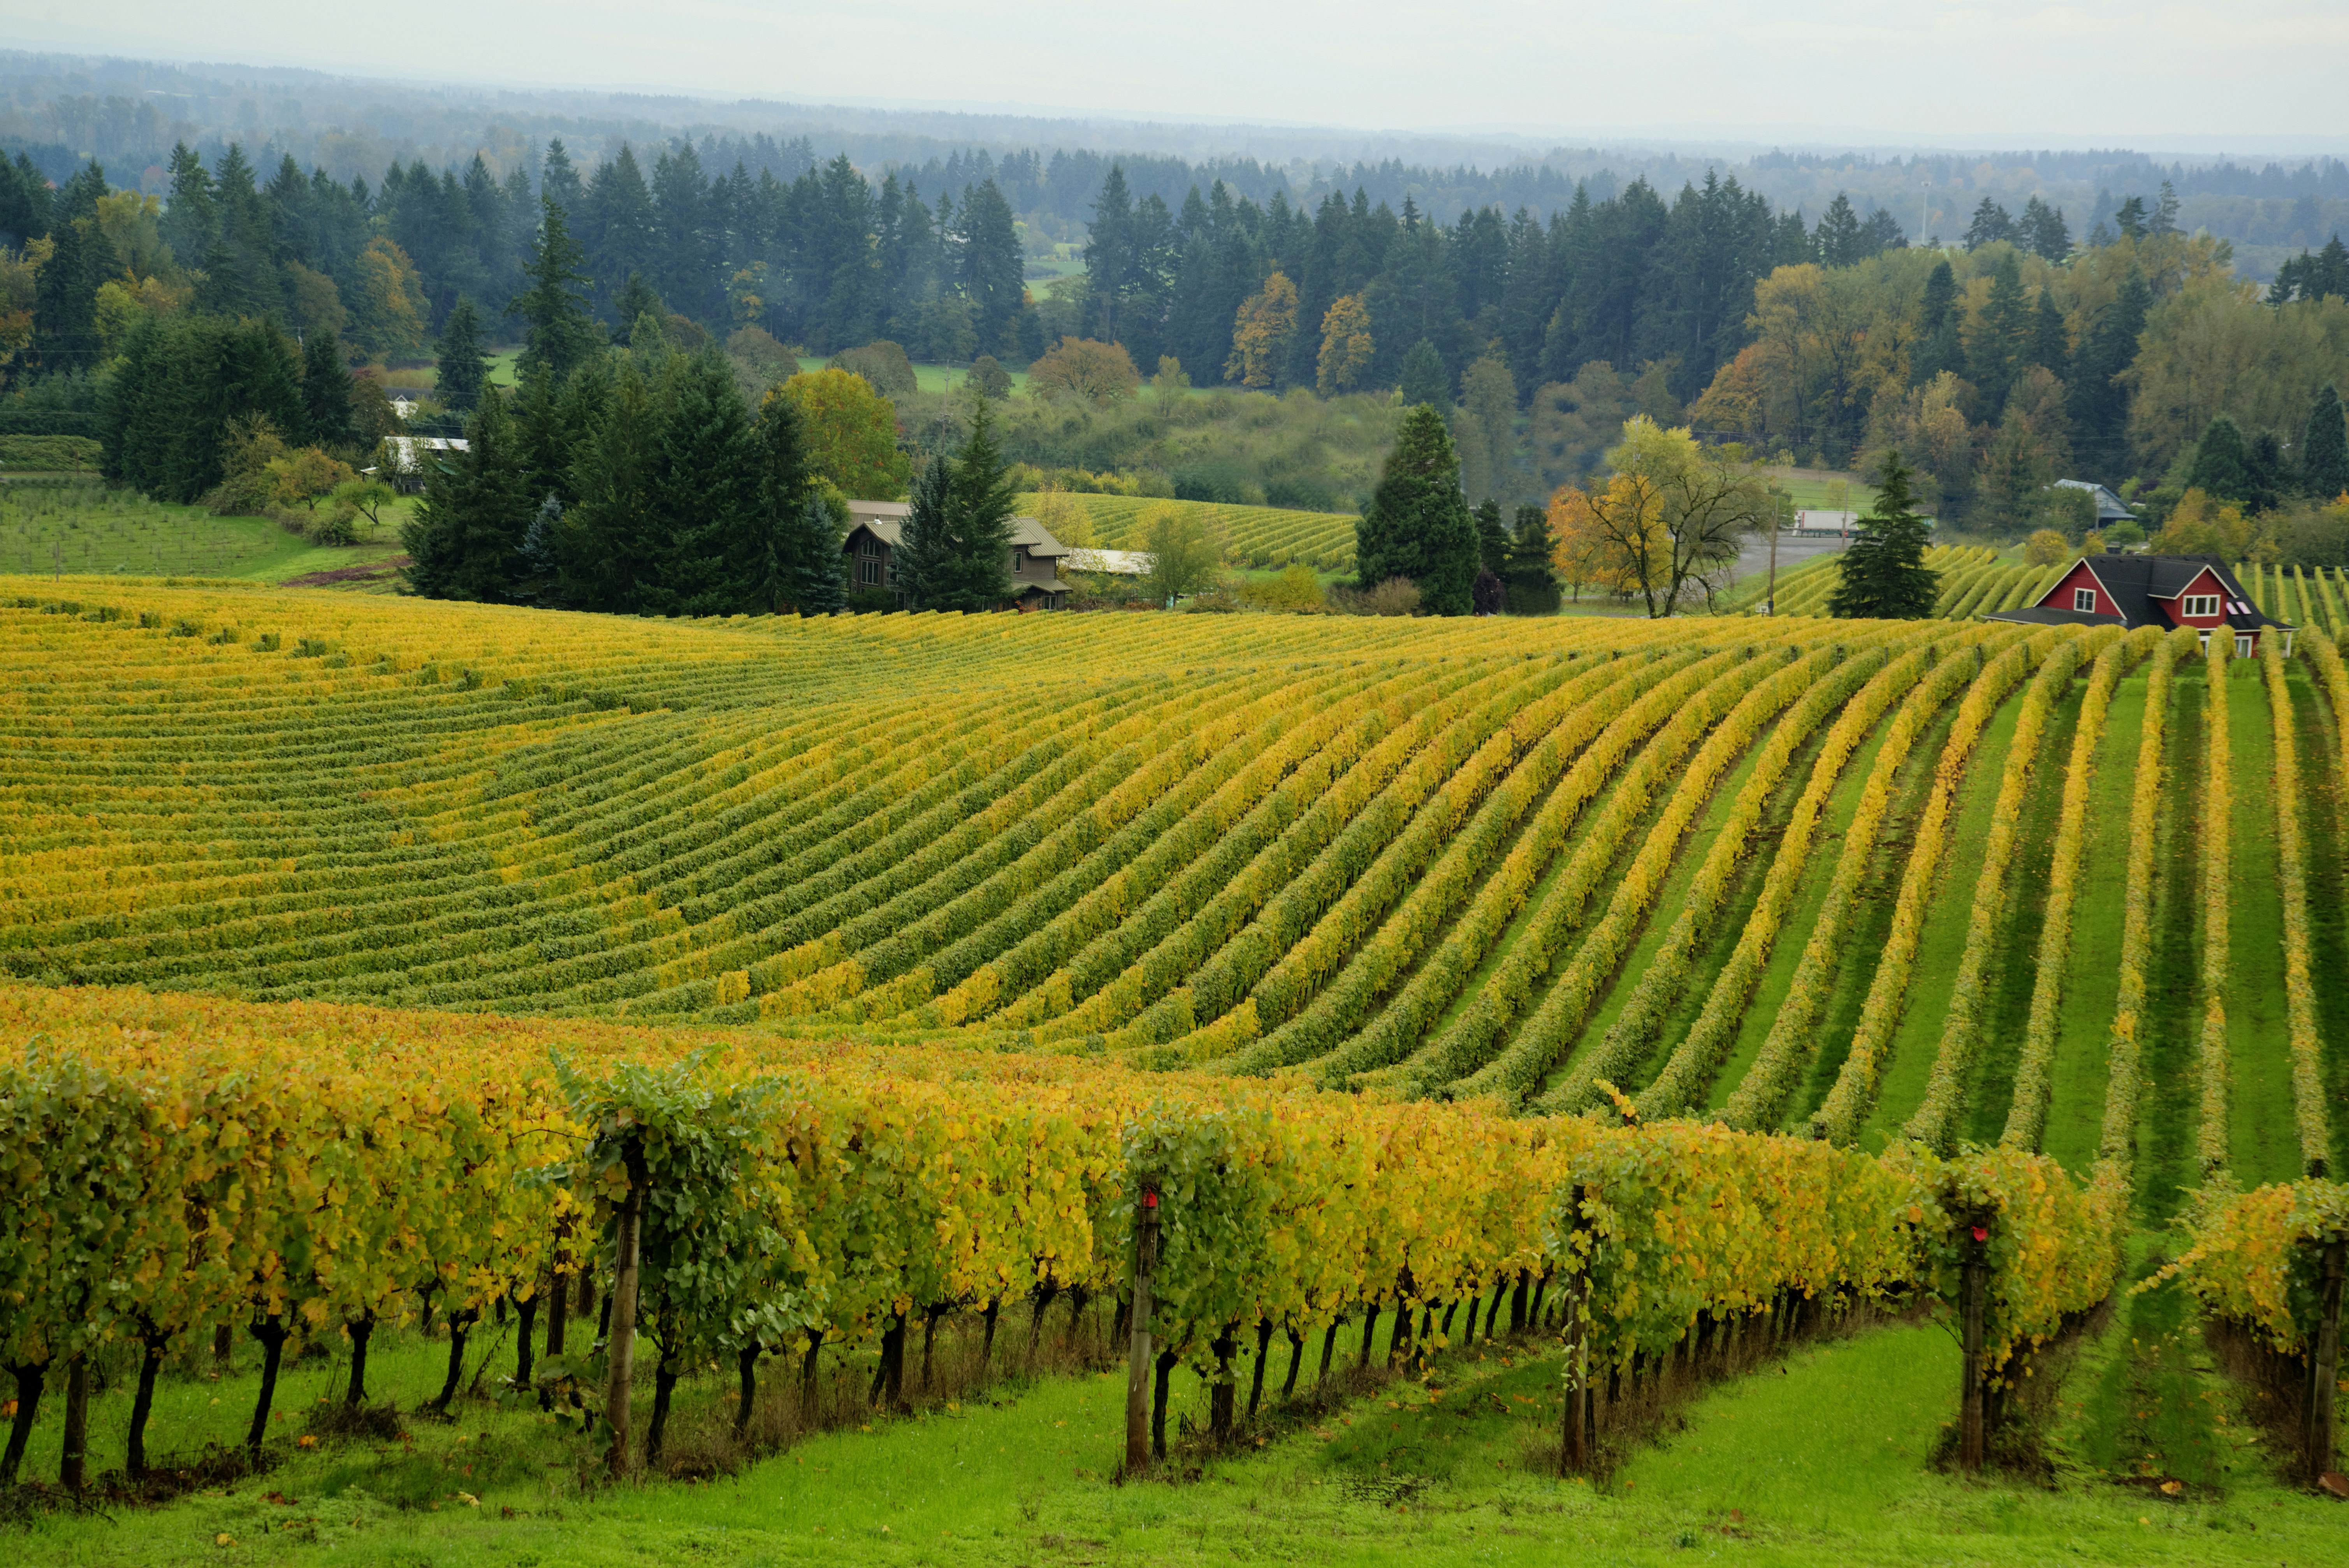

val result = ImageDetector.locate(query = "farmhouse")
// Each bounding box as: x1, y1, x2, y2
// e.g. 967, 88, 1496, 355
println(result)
1982, 552, 2292, 654
2051, 479, 2138, 526
842, 499, 1072, 608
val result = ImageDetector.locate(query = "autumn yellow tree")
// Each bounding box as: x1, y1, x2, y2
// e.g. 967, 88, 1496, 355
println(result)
1227, 270, 1298, 388
1547, 416, 1771, 617
1315, 293, 1373, 393
346, 237, 429, 359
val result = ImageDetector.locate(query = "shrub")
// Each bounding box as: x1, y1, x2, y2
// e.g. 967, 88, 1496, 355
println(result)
2022, 527, 2070, 566
1028, 337, 1139, 405
828, 340, 918, 401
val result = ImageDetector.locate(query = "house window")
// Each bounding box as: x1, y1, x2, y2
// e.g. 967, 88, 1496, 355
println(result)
2197, 630, 2211, 650
2183, 593, 2220, 618
1011, 549, 1023, 575
2236, 633, 2254, 657
2072, 587, 2097, 612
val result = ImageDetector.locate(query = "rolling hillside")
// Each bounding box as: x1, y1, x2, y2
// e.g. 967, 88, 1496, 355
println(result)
1020, 492, 1358, 570
5, 579, 2341, 1185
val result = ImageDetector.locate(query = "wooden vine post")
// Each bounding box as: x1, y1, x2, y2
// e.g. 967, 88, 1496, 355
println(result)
1560, 1184, 1593, 1475
1124, 1179, 1160, 1477
2307, 1236, 2345, 1486
604, 1144, 647, 1479
1957, 1212, 1992, 1473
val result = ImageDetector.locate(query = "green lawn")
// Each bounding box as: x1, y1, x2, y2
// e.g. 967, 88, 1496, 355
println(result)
17, 1304, 2340, 1566
2222, 666, 2297, 1186
1763, 466, 1881, 516
1860, 686, 2032, 1145
2040, 673, 2154, 1173
0, 490, 411, 587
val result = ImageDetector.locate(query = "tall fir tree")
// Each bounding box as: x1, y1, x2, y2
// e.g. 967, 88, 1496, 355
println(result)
2066, 269, 2149, 483
1827, 454, 1939, 619
561, 362, 663, 612
1398, 338, 1449, 408
1353, 403, 1480, 615
918, 391, 1020, 611
1472, 498, 1511, 575
1506, 503, 1560, 614
513, 195, 601, 385
1911, 260, 1965, 386
2301, 384, 2348, 499
300, 329, 354, 447
893, 453, 953, 610
644, 352, 762, 617
782, 497, 847, 615
403, 388, 532, 602
435, 297, 491, 411
2186, 414, 2253, 504
750, 384, 822, 612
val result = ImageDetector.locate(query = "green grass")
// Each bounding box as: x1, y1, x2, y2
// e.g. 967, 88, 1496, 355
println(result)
2138, 671, 2206, 1225
2222, 666, 2298, 1186
0, 486, 412, 587
1762, 466, 1881, 516
1860, 686, 2032, 1145
2041, 674, 2154, 1173
1698, 709, 1908, 1112
19, 1308, 2341, 1566
1785, 700, 1964, 1129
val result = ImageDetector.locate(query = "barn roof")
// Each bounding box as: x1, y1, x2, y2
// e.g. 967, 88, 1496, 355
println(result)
1985, 554, 2290, 633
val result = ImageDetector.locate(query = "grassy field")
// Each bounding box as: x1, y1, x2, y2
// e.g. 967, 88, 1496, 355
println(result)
1762, 465, 1881, 515
14, 1299, 2338, 1566
0, 486, 411, 586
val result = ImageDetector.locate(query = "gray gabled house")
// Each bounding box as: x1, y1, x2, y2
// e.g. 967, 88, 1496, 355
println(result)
842, 500, 1072, 609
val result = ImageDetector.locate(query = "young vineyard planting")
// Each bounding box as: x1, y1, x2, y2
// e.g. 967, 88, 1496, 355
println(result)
2, 580, 2344, 1180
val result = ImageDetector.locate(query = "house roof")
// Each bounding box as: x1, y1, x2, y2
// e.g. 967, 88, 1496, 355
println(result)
842, 498, 1070, 557
2052, 479, 2136, 522
1984, 553, 2290, 632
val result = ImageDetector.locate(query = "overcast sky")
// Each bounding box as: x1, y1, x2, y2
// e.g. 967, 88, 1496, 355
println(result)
11, 0, 2347, 149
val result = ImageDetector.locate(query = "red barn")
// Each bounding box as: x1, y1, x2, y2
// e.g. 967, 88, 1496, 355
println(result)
1983, 553, 2293, 655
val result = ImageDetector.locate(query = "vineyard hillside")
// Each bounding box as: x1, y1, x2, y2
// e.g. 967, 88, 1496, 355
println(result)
1019, 492, 1359, 570
6, 579, 2342, 1183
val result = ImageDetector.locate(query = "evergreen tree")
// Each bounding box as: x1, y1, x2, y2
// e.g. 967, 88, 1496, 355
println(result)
892, 453, 953, 610
2028, 290, 2069, 381
1506, 503, 1560, 615
301, 329, 354, 447
913, 392, 1020, 610
1472, 498, 1511, 575
403, 388, 532, 602
515, 493, 562, 604
1814, 194, 1865, 267
955, 180, 1026, 356
562, 362, 663, 612
2303, 385, 2349, 499
1827, 454, 1938, 618
644, 352, 762, 617
1969, 253, 2031, 415
1911, 260, 1965, 385
2020, 197, 2071, 262
1353, 403, 1480, 615
612, 272, 663, 343
2185, 414, 2253, 503
751, 385, 822, 612
513, 195, 601, 385
434, 297, 490, 411
1472, 569, 1506, 615
1398, 339, 1449, 408
2066, 269, 2149, 482
1963, 198, 2015, 251
782, 497, 847, 615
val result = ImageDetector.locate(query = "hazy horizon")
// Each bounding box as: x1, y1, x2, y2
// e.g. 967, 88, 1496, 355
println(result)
6, 0, 2346, 154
